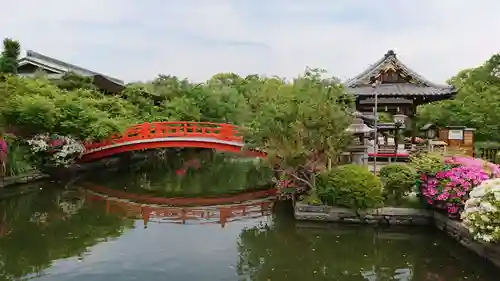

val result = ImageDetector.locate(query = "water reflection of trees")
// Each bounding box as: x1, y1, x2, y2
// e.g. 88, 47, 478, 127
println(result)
88, 150, 274, 197
236, 213, 494, 281
0, 187, 134, 281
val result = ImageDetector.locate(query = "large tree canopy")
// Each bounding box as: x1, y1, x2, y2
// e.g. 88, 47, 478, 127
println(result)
245, 68, 354, 191
417, 53, 500, 141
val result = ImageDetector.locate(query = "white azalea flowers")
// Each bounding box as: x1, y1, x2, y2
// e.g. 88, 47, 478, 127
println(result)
461, 178, 500, 243
27, 134, 85, 166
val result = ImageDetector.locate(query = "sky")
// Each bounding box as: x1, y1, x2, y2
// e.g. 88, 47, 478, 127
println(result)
1, 0, 499, 83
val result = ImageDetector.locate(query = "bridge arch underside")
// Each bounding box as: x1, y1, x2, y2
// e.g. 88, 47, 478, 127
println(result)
79, 138, 263, 163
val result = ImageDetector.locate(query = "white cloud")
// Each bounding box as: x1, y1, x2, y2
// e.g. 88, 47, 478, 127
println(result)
1, 0, 499, 83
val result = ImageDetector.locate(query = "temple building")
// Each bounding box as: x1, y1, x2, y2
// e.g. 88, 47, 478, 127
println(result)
346, 50, 458, 143
16, 50, 125, 94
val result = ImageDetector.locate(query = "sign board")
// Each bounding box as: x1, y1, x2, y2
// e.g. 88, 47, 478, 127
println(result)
448, 129, 464, 140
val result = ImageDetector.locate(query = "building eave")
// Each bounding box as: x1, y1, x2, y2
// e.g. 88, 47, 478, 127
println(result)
18, 58, 65, 74
18, 50, 124, 86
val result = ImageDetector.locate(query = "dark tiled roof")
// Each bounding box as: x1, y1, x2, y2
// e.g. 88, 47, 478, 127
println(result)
18, 50, 124, 85
351, 83, 455, 97
345, 50, 456, 97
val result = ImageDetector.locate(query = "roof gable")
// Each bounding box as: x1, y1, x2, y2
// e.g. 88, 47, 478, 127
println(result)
346, 50, 452, 90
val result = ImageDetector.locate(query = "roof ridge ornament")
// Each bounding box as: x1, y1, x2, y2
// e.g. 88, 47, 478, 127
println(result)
385, 50, 396, 58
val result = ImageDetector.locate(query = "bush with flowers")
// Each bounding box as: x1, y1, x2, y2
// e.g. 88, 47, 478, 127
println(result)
461, 178, 500, 242
26, 134, 85, 167
413, 153, 500, 218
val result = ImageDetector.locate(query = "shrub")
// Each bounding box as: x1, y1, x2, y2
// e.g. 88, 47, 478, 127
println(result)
408, 152, 446, 176
26, 134, 85, 167
4, 136, 34, 176
462, 178, 500, 243
379, 163, 417, 201
419, 156, 498, 216
446, 156, 500, 177
316, 164, 383, 210
421, 165, 490, 215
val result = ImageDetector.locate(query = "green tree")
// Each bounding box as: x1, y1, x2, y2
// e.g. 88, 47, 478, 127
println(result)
0, 76, 133, 140
244, 68, 354, 193
417, 53, 500, 141
0, 38, 21, 74
125, 74, 252, 125
52, 71, 99, 91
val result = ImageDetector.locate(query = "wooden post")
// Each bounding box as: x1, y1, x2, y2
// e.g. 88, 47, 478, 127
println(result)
463, 128, 475, 157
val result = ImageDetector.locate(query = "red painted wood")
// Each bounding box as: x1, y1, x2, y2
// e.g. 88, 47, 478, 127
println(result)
368, 153, 409, 157
86, 185, 277, 206
80, 121, 266, 162
86, 189, 274, 227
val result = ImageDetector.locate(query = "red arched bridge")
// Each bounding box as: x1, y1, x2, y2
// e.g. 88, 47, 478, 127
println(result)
80, 121, 265, 162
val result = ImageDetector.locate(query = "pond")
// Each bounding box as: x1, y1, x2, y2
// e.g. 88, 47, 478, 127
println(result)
0, 151, 498, 281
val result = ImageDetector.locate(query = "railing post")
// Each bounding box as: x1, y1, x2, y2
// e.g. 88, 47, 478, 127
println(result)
219, 124, 230, 140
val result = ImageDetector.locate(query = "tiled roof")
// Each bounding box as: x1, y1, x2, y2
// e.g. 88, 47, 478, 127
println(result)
345, 50, 456, 97
18, 50, 124, 85
351, 83, 455, 97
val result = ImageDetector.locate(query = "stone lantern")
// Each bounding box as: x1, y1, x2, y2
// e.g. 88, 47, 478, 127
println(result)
392, 114, 407, 151
346, 112, 374, 165
420, 123, 439, 140
393, 114, 407, 125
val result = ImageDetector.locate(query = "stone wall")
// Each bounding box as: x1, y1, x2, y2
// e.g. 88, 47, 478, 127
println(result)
434, 212, 500, 268
294, 203, 433, 225
294, 203, 500, 269
0, 172, 48, 188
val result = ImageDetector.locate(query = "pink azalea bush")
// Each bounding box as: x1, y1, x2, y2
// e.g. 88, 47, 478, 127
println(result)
418, 155, 499, 217
446, 156, 500, 177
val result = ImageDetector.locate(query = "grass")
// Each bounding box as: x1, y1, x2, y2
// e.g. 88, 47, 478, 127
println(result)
5, 140, 35, 177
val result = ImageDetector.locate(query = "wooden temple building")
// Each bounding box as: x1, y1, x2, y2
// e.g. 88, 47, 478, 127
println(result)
16, 50, 125, 94
345, 50, 458, 158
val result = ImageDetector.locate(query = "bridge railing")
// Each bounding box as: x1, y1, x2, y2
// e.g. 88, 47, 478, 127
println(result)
84, 121, 243, 151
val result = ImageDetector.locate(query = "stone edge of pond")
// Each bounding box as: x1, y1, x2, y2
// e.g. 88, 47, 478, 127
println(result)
295, 202, 500, 269
434, 212, 500, 269
294, 203, 433, 225
0, 172, 50, 189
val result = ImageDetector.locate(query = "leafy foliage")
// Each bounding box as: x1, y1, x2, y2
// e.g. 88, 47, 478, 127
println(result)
417, 53, 500, 141
245, 68, 354, 192
51, 72, 99, 91
0, 38, 21, 74
4, 136, 34, 176
316, 164, 383, 209
408, 152, 446, 176
0, 76, 133, 140
379, 163, 417, 201
120, 74, 251, 125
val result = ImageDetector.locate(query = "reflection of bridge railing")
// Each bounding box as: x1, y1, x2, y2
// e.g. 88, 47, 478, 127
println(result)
85, 189, 274, 228
86, 185, 276, 206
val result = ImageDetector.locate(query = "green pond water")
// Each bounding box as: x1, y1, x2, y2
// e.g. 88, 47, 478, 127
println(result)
0, 152, 499, 281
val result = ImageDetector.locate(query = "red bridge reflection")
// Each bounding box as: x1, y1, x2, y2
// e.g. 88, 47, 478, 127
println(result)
85, 187, 276, 228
